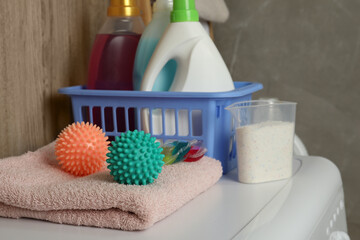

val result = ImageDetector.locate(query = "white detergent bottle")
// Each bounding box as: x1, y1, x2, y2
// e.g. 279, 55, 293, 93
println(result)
141, 0, 234, 93
141, 0, 234, 135
133, 0, 176, 91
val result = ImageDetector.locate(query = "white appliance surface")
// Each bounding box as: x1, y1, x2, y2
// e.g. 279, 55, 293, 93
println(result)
0, 156, 348, 240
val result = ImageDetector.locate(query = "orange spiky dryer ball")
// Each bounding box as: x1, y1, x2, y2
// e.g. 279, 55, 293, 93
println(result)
55, 122, 110, 176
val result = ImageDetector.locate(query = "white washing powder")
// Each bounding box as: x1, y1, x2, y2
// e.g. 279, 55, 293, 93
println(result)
235, 121, 295, 183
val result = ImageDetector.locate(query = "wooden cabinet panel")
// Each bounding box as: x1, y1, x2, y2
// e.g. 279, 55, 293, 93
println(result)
0, 0, 109, 158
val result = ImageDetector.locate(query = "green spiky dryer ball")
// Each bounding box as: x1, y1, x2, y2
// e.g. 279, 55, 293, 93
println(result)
107, 130, 165, 185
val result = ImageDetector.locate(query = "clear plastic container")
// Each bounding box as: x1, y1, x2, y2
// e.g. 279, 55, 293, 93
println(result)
87, 16, 144, 91
226, 100, 297, 183
86, 0, 145, 132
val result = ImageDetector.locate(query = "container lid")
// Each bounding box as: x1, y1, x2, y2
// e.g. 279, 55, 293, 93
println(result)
154, 0, 173, 13
107, 0, 140, 17
171, 0, 199, 22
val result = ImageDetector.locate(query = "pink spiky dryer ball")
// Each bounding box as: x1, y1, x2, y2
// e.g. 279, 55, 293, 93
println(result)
55, 122, 110, 176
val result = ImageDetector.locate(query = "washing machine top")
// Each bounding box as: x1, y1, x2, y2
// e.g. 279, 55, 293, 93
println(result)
0, 157, 345, 240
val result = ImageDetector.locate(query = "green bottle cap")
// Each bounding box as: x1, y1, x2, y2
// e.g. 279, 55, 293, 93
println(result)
171, 0, 199, 22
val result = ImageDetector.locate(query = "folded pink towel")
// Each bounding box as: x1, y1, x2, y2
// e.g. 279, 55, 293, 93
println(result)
0, 142, 222, 231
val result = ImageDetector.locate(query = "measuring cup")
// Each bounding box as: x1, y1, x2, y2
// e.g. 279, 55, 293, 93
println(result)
225, 100, 297, 183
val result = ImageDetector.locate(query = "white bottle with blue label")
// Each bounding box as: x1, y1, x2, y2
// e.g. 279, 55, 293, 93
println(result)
141, 0, 234, 135
133, 0, 176, 91
140, 0, 234, 93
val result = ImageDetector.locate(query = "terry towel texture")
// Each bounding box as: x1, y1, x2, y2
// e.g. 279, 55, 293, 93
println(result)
0, 142, 222, 231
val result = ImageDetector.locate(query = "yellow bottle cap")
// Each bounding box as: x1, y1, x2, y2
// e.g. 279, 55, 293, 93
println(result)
107, 0, 141, 17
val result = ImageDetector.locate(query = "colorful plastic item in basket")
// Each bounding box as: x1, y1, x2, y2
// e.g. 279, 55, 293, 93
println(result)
184, 145, 207, 162
58, 82, 263, 174
162, 140, 207, 165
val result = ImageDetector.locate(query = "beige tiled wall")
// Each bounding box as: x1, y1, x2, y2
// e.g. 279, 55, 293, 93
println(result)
214, 0, 360, 238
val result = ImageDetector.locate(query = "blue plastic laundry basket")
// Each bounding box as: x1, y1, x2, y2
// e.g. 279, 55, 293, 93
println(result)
59, 82, 262, 174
